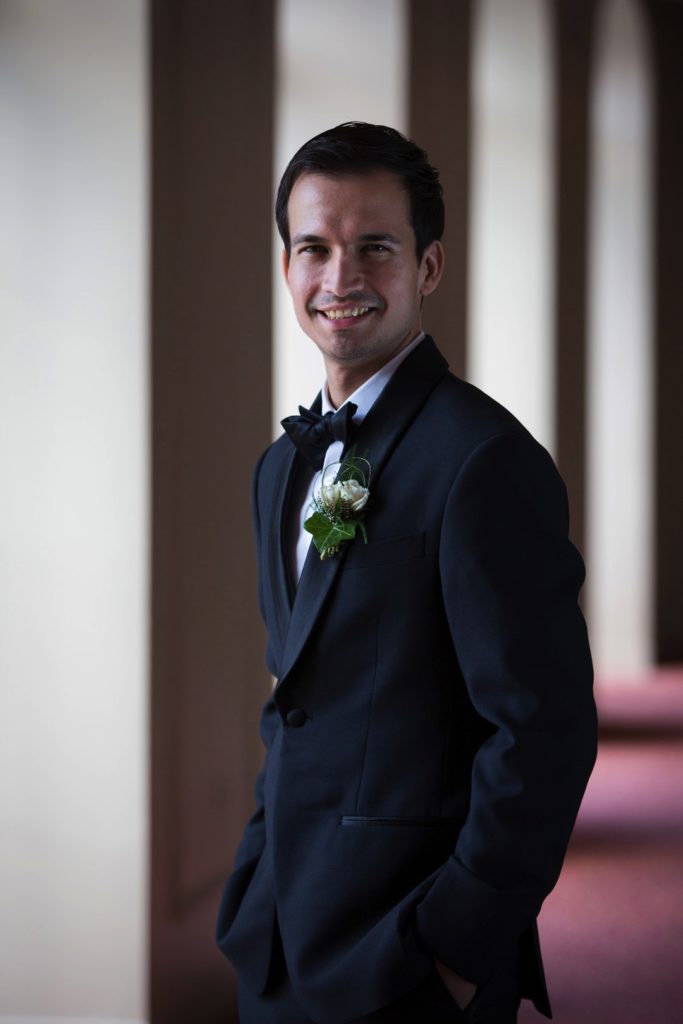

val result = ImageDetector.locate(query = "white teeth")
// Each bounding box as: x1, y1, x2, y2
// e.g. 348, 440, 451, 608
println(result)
323, 307, 370, 319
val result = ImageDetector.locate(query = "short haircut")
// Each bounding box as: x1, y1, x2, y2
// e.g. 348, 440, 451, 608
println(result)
276, 122, 444, 262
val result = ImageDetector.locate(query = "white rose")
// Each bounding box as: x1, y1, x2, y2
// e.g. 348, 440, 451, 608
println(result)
321, 481, 343, 508
320, 478, 369, 513
339, 479, 369, 512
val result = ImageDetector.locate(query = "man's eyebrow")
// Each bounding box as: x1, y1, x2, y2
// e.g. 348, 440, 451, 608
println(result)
290, 232, 402, 246
358, 233, 401, 244
291, 233, 325, 247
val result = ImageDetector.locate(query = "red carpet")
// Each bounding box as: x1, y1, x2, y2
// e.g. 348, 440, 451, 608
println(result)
519, 672, 683, 1023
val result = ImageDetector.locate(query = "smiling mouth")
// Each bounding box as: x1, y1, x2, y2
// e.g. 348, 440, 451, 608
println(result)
319, 306, 372, 321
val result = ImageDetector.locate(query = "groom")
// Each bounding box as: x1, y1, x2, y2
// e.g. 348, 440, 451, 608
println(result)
216, 122, 597, 1024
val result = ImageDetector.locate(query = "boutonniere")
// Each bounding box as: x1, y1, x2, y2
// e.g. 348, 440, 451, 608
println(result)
304, 449, 371, 560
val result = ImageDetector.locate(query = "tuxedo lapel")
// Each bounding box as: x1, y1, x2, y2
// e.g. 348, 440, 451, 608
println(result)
343, 336, 449, 494
267, 392, 325, 649
275, 337, 449, 690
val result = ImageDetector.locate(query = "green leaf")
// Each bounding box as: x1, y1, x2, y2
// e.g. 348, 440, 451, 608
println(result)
304, 511, 358, 557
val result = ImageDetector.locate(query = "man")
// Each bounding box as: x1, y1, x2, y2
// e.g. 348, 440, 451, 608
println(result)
217, 122, 597, 1024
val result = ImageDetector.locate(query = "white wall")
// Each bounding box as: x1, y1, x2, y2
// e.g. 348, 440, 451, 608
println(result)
0, 2, 148, 1021
468, 0, 555, 453
587, 0, 654, 680
273, 0, 407, 432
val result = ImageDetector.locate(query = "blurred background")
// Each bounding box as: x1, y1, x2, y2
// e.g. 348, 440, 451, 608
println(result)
1, 0, 681, 1022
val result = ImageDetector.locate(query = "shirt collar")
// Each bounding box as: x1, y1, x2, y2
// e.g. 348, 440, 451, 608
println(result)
321, 332, 426, 422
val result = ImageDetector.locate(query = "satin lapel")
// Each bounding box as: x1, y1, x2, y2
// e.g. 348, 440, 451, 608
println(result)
269, 391, 324, 646
276, 337, 449, 690
342, 336, 449, 498
275, 525, 348, 692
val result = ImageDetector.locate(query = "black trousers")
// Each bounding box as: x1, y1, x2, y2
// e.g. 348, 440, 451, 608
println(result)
238, 926, 521, 1024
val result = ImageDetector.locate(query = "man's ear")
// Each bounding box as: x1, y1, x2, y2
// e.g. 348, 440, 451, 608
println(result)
418, 240, 445, 297
281, 248, 291, 288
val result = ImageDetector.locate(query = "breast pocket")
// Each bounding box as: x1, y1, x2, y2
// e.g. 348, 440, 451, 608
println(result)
342, 531, 426, 570
340, 815, 461, 828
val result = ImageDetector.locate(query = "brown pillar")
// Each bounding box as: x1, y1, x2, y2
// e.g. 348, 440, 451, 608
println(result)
548, 0, 596, 556
644, 0, 683, 662
150, 2, 274, 1021
408, 0, 472, 379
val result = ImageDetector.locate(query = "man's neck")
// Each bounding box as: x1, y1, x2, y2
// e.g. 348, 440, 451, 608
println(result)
325, 365, 382, 409
324, 334, 422, 408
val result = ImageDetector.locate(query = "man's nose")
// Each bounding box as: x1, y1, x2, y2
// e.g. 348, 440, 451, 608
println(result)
323, 252, 363, 297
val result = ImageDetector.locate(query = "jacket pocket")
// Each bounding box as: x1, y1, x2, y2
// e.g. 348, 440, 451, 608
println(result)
342, 531, 426, 570
340, 815, 459, 828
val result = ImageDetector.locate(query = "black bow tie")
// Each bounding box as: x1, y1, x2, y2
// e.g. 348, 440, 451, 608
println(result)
281, 402, 358, 470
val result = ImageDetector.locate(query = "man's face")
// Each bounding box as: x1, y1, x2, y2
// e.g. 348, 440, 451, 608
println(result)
283, 170, 443, 378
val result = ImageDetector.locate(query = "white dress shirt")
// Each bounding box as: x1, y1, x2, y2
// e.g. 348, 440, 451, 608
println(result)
293, 332, 425, 581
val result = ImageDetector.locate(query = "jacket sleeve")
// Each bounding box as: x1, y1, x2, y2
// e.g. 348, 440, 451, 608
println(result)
216, 453, 279, 949
232, 449, 277, 869
230, 694, 278, 869
414, 431, 597, 984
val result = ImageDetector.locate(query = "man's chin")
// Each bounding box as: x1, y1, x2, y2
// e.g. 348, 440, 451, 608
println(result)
317, 342, 383, 368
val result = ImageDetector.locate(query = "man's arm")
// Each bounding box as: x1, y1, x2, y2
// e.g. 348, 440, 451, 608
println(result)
415, 431, 597, 985
228, 448, 278, 871
230, 694, 278, 869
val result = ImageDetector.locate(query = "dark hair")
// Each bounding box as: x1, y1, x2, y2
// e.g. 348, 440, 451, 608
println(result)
275, 122, 444, 262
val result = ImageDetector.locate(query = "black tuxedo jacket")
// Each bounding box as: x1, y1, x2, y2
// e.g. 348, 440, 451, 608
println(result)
217, 337, 597, 1024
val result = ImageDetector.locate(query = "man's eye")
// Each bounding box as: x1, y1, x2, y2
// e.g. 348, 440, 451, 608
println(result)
365, 244, 388, 253
299, 245, 325, 255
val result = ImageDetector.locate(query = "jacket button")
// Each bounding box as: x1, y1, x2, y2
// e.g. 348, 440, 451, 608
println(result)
286, 707, 307, 728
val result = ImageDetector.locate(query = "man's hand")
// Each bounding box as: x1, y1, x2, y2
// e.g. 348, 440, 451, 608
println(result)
434, 959, 477, 1010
